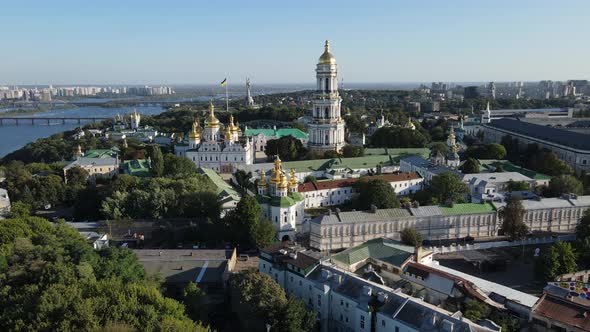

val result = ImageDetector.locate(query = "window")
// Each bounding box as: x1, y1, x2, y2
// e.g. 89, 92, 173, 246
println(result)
395, 327, 399, 332
317, 295, 321, 307
340, 314, 343, 321
340, 300, 344, 306
299, 280, 302, 286
382, 320, 386, 327
360, 315, 365, 329
263, 264, 266, 269
290, 276, 293, 282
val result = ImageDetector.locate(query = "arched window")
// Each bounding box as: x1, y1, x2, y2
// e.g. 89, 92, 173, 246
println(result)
325, 107, 329, 119
325, 78, 329, 93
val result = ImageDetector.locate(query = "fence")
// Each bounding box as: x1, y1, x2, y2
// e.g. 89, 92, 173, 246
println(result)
428, 234, 576, 254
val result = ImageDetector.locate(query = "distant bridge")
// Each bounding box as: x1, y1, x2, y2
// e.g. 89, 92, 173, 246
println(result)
0, 117, 111, 126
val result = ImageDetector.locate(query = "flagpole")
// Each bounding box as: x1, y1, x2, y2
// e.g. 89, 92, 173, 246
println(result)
225, 77, 229, 113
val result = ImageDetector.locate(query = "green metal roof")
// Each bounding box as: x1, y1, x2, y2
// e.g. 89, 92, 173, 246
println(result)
280, 154, 394, 173
364, 148, 430, 159
198, 168, 240, 201
440, 202, 496, 215
122, 159, 152, 177
245, 128, 308, 139
332, 238, 414, 268
84, 148, 119, 159
257, 191, 304, 207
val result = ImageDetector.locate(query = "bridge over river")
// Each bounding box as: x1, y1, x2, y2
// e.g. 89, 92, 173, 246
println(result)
0, 116, 111, 126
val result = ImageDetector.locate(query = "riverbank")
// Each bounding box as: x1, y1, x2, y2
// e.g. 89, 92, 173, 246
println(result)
0, 104, 77, 117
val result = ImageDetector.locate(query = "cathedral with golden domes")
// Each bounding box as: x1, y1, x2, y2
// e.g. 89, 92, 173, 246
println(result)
257, 156, 304, 241
174, 101, 254, 173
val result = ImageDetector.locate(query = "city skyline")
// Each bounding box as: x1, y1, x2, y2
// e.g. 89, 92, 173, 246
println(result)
1, 0, 589, 85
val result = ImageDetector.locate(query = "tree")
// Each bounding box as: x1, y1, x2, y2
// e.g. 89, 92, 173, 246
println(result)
226, 195, 262, 246
498, 196, 528, 241
548, 175, 584, 197
400, 227, 423, 247
505, 180, 530, 192
430, 142, 449, 156
538, 241, 577, 280
228, 270, 315, 331
9, 201, 31, 218
355, 178, 400, 210
234, 169, 253, 193
460, 158, 480, 174
576, 209, 590, 240
163, 153, 196, 177
65, 166, 89, 186
183, 283, 208, 322
483, 143, 507, 159
304, 175, 317, 184
371, 127, 428, 148
265, 136, 307, 161
463, 299, 490, 321
342, 145, 364, 158
251, 219, 276, 249
148, 145, 164, 177
429, 171, 468, 205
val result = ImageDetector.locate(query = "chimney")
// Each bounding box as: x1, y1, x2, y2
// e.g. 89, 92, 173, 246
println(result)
370, 205, 378, 213
415, 245, 423, 262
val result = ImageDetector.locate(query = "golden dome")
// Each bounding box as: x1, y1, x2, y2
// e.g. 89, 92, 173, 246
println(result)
228, 114, 240, 133
189, 119, 201, 139
204, 101, 220, 128
318, 40, 336, 65
278, 173, 289, 189
258, 176, 267, 187
269, 156, 283, 184
288, 169, 298, 187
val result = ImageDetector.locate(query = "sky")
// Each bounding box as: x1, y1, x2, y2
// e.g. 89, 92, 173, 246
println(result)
0, 0, 588, 85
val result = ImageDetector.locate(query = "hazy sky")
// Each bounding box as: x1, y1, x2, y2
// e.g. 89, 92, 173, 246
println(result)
1, 0, 588, 85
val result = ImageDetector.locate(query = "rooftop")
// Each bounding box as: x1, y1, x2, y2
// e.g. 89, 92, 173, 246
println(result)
83, 148, 119, 159
198, 168, 240, 203
532, 293, 590, 330
298, 172, 421, 192
122, 159, 151, 177
245, 127, 308, 140
486, 118, 590, 151
463, 172, 533, 185
332, 238, 415, 268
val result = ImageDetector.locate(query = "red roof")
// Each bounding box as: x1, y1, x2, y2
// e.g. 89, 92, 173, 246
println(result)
298, 172, 421, 192
533, 294, 590, 330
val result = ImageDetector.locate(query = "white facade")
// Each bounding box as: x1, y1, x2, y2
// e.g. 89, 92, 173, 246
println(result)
308, 41, 346, 153
300, 173, 423, 209
0, 188, 10, 218
257, 158, 305, 241
175, 102, 254, 173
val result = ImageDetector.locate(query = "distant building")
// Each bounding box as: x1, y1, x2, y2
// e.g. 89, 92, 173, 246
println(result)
464, 86, 480, 99
482, 118, 590, 174
63, 148, 120, 182
481, 102, 573, 123
463, 172, 537, 203
0, 188, 10, 218
175, 102, 254, 173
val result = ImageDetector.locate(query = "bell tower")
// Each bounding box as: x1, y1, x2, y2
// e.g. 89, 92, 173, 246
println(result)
308, 40, 346, 153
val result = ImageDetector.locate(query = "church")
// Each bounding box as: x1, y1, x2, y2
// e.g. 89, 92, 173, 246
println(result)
257, 156, 305, 241
174, 101, 254, 173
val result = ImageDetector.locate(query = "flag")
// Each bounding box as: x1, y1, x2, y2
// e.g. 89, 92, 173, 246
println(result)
220, 78, 227, 87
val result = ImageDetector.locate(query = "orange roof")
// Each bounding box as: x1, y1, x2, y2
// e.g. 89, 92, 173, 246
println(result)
533, 294, 590, 330
297, 172, 421, 192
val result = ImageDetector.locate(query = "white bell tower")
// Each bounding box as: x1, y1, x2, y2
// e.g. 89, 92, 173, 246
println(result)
308, 40, 346, 153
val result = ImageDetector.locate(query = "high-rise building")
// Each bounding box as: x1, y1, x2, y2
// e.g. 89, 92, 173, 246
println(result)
308, 40, 346, 153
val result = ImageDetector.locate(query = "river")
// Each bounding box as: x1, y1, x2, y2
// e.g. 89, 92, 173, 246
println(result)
0, 105, 166, 157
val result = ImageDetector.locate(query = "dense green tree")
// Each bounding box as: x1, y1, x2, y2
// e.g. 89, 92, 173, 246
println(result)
498, 196, 528, 241
233, 170, 253, 193
429, 171, 468, 205
429, 142, 449, 156
265, 136, 308, 161
400, 227, 423, 247
148, 145, 165, 177
228, 270, 315, 332
342, 145, 364, 158
251, 219, 277, 249
163, 153, 196, 177
483, 143, 507, 159
224, 195, 262, 246
460, 158, 480, 174
538, 241, 577, 280
355, 178, 400, 210
505, 180, 530, 192
463, 299, 489, 321
183, 283, 208, 323
0, 216, 209, 331
547, 175, 584, 197
65, 166, 89, 186
576, 209, 590, 240
9, 201, 31, 219
371, 127, 429, 148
